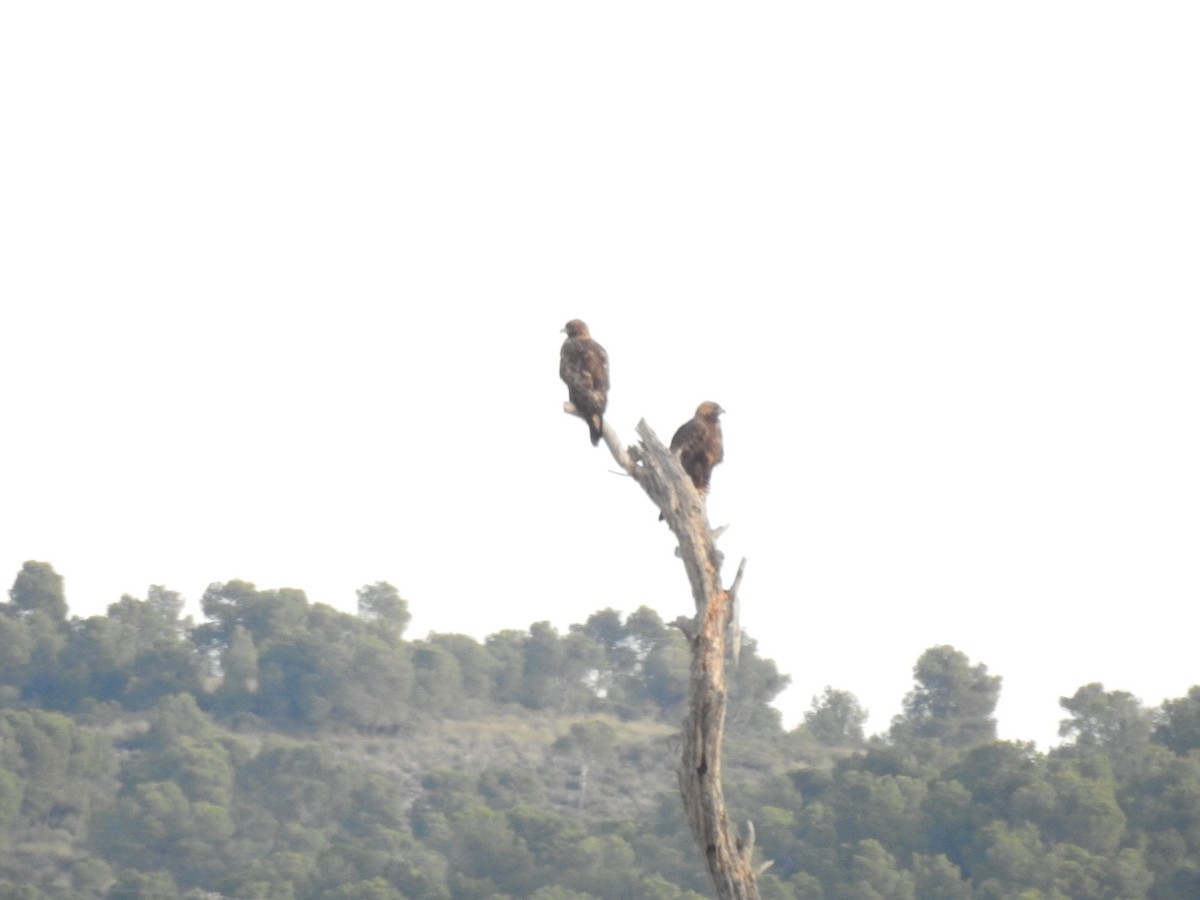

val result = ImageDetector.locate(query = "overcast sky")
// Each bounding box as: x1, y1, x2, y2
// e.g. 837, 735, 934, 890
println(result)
3, 3, 1197, 750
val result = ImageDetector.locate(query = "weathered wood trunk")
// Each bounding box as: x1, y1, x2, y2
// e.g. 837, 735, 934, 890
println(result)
580, 409, 759, 899
676, 576, 760, 900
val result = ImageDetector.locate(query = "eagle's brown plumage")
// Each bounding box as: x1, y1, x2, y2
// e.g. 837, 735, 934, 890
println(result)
661, 401, 725, 519
559, 319, 609, 446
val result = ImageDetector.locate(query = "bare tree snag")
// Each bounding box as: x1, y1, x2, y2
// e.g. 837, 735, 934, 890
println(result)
565, 405, 760, 899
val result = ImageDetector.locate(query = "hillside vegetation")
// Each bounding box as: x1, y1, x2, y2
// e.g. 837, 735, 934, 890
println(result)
2, 560, 1200, 899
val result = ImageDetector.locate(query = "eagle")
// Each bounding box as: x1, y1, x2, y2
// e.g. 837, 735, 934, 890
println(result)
662, 401, 725, 519
559, 319, 610, 446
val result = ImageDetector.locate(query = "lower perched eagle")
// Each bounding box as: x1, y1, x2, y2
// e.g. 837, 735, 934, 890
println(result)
661, 401, 725, 519
559, 319, 610, 446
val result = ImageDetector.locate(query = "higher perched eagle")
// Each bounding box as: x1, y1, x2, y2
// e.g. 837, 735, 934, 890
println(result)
559, 319, 609, 446
662, 401, 724, 518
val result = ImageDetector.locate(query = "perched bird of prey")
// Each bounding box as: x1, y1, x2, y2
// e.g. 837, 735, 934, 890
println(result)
559, 319, 609, 446
662, 401, 725, 518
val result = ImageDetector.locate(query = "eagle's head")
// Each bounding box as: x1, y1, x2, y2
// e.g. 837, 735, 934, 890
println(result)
697, 401, 724, 420
562, 319, 590, 339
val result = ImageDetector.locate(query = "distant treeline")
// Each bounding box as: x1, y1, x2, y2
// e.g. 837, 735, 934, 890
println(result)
0, 561, 786, 729
1, 560, 1199, 899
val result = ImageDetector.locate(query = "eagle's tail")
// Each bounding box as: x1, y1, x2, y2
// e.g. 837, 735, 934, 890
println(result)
588, 415, 603, 446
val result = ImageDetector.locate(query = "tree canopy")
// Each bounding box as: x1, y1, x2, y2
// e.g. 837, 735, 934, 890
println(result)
2, 561, 1200, 899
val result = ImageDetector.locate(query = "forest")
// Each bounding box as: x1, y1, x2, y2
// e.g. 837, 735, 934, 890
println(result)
1, 559, 1199, 899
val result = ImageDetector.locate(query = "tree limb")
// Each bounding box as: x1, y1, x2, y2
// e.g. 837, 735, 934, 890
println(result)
728, 557, 747, 668
564, 401, 634, 471
574, 410, 759, 899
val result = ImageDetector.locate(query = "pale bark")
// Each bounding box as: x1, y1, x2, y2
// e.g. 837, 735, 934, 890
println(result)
567, 405, 759, 899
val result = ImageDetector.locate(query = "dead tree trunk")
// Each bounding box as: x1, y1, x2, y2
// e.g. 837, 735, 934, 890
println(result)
574, 408, 761, 899
675, 553, 757, 900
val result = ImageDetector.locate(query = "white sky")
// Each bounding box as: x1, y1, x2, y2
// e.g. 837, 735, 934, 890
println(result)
2, 3, 1197, 750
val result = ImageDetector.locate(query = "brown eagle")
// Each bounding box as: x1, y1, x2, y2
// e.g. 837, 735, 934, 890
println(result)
559, 319, 609, 446
661, 401, 725, 519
